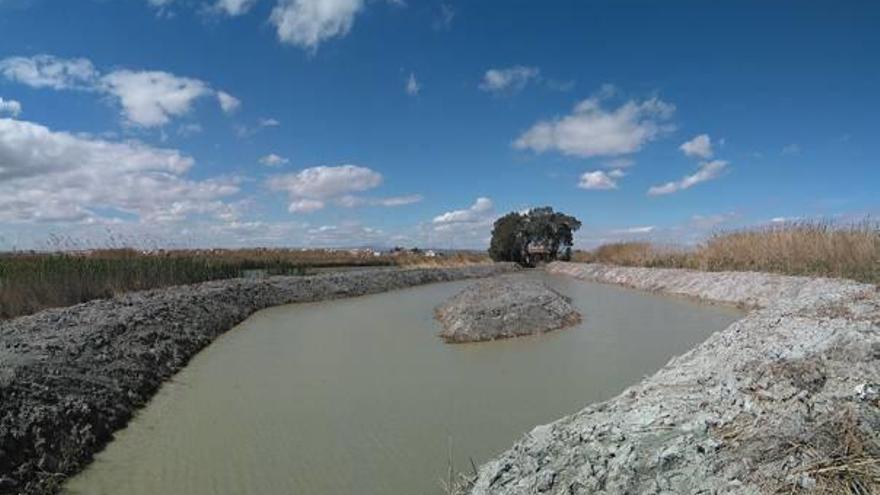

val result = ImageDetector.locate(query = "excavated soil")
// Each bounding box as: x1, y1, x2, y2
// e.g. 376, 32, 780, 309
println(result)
435, 275, 581, 343
470, 262, 880, 495
0, 264, 518, 495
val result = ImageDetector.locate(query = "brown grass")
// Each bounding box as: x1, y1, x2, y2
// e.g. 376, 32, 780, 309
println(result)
763, 407, 880, 494
0, 248, 490, 320
575, 221, 880, 284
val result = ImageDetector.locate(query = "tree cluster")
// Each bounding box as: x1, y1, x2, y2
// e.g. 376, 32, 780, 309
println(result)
488, 207, 582, 266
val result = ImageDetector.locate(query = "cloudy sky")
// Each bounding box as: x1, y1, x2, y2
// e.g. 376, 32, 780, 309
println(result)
0, 0, 877, 250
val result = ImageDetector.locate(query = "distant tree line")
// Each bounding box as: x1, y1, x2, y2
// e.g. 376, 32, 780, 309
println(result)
488, 207, 582, 266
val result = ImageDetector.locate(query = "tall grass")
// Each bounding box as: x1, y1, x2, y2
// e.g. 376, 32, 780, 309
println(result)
575, 221, 880, 283
0, 248, 490, 320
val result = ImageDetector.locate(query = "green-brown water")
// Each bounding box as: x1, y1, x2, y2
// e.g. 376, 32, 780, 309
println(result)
64, 272, 741, 495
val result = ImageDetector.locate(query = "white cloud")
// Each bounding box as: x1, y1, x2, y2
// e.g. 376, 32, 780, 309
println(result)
479, 66, 540, 94
680, 133, 713, 159
270, 0, 364, 51
268, 164, 423, 213
514, 93, 675, 158
288, 198, 325, 213
0, 55, 239, 127
647, 160, 727, 196
378, 194, 423, 206
236, 117, 282, 138
578, 170, 622, 190
336, 193, 423, 207
216, 90, 241, 113
0, 55, 98, 90
0, 97, 22, 117
771, 216, 800, 223
260, 153, 290, 166
102, 70, 213, 127
611, 226, 655, 234
405, 72, 420, 96
177, 122, 203, 137
213, 0, 258, 15
433, 197, 493, 226
426, 197, 496, 248
0, 117, 239, 223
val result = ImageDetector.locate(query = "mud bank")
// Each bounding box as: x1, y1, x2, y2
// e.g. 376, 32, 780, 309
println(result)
0, 263, 517, 495
471, 262, 880, 494
436, 275, 581, 343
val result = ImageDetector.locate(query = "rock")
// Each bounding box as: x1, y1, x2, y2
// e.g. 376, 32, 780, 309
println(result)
469, 262, 880, 495
435, 275, 581, 343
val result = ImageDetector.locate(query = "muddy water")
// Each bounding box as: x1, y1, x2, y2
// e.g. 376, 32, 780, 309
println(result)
64, 272, 741, 495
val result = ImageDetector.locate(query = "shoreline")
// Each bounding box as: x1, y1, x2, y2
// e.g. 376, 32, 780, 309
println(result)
470, 262, 880, 494
0, 263, 518, 495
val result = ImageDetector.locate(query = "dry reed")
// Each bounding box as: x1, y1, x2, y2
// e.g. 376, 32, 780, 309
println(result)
575, 221, 879, 284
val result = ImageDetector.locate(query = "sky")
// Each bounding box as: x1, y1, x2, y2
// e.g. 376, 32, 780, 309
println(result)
0, 0, 877, 251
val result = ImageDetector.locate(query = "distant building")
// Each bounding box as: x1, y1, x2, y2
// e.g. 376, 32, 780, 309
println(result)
525, 241, 552, 265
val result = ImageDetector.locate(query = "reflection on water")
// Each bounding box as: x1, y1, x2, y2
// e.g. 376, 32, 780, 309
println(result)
64, 272, 741, 495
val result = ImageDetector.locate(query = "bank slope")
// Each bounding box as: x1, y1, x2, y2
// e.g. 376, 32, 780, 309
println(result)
471, 262, 879, 494
0, 264, 517, 495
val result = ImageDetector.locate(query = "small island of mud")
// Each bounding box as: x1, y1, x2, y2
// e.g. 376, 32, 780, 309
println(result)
435, 275, 581, 343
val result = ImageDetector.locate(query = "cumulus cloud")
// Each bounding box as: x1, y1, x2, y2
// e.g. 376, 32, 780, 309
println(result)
266, 164, 418, 213
680, 133, 713, 159
405, 72, 420, 96
514, 92, 675, 158
647, 160, 727, 196
337, 193, 423, 208
101, 70, 213, 127
0, 97, 22, 117
212, 0, 258, 15
479, 66, 540, 94
0, 55, 98, 90
433, 197, 494, 227
578, 169, 624, 190
0, 117, 239, 223
260, 153, 290, 167
0, 55, 240, 127
270, 0, 364, 51
216, 90, 241, 113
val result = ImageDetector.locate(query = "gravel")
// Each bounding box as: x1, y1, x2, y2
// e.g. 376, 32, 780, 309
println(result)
435, 275, 581, 343
470, 262, 880, 495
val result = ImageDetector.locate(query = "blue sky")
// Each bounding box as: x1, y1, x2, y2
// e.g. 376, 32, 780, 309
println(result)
0, 0, 877, 250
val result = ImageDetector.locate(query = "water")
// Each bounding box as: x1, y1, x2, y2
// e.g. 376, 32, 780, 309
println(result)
64, 272, 741, 495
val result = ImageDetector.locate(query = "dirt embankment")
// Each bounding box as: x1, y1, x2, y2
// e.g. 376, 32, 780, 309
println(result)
435, 275, 581, 343
0, 263, 518, 495
471, 262, 880, 494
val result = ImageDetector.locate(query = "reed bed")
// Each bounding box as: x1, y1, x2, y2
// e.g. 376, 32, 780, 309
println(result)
575, 221, 880, 284
0, 248, 490, 320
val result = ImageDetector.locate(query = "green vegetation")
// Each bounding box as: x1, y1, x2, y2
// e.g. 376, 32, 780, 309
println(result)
489, 207, 582, 266
0, 248, 490, 320
574, 221, 880, 284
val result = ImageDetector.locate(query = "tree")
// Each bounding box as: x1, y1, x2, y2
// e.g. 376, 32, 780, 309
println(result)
488, 207, 581, 265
